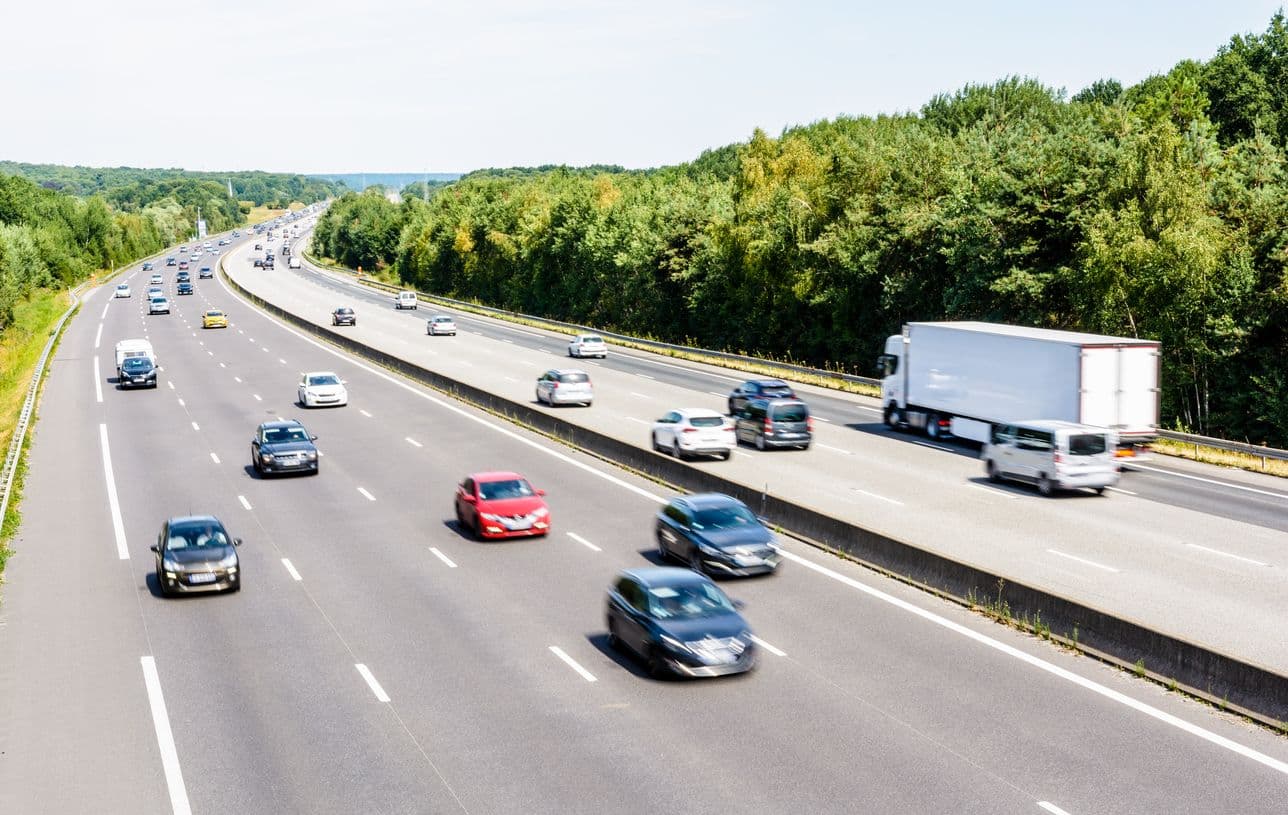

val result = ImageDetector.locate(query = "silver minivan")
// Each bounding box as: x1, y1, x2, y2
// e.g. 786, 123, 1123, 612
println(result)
982, 420, 1120, 495
535, 369, 594, 407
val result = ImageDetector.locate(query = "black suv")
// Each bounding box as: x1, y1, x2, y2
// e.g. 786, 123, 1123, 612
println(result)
251, 419, 319, 476
176, 281, 194, 295
119, 356, 158, 389
655, 493, 780, 577
726, 379, 796, 415
733, 397, 812, 450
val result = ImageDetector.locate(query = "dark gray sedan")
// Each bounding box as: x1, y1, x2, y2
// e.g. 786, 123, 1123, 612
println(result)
251, 419, 319, 476
655, 493, 780, 577
151, 515, 242, 596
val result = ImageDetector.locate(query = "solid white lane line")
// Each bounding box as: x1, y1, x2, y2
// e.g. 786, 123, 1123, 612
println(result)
1038, 803, 1072, 815
567, 532, 601, 552
1185, 543, 1269, 567
855, 405, 884, 413
355, 664, 390, 702
177, 398, 185, 407
1125, 462, 1288, 500
750, 635, 786, 657
970, 484, 1017, 500
1047, 549, 1120, 573
252, 394, 262, 401
548, 646, 597, 682
1105, 486, 1137, 496
190, 421, 200, 431
234, 376, 242, 383
818, 443, 852, 455
357, 487, 376, 501
139, 657, 192, 815
429, 547, 458, 568
94, 322, 103, 349
503, 338, 514, 344
209, 452, 220, 464
99, 424, 129, 559
405, 437, 423, 447
281, 558, 302, 581
853, 488, 904, 506
238, 495, 252, 510
359, 409, 372, 417
777, 548, 1288, 777
93, 357, 103, 403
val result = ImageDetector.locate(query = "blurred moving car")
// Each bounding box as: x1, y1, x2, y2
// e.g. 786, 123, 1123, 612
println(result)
606, 567, 756, 678
251, 419, 319, 476
114, 283, 131, 298
981, 420, 1120, 496
298, 371, 348, 408
331, 307, 356, 326
142, 261, 154, 271
149, 273, 164, 285
119, 356, 158, 389
165, 257, 176, 267
454, 472, 549, 539
535, 369, 593, 407
655, 493, 780, 577
198, 266, 213, 279
151, 515, 242, 596
148, 296, 170, 315
733, 397, 812, 451
427, 315, 456, 335
395, 290, 418, 309
568, 333, 607, 358
176, 281, 194, 296
202, 309, 228, 329
727, 379, 796, 415
650, 408, 735, 460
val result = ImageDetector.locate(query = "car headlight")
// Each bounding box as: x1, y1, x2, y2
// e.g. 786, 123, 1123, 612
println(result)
305, 451, 318, 460
532, 506, 549, 518
162, 558, 181, 572
660, 635, 691, 654
217, 553, 238, 568
261, 453, 274, 461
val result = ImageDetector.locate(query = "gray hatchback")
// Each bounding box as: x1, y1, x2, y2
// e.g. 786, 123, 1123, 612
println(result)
733, 397, 812, 450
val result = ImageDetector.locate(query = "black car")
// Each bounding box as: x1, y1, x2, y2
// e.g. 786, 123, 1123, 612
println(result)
151, 515, 242, 596
331, 307, 356, 326
165, 256, 177, 267
176, 271, 191, 283
253, 258, 264, 268
727, 379, 796, 415
176, 281, 194, 295
251, 419, 319, 476
263, 256, 275, 269
606, 567, 756, 678
655, 493, 780, 577
254, 243, 263, 250
733, 397, 812, 450
198, 266, 213, 279
119, 356, 158, 389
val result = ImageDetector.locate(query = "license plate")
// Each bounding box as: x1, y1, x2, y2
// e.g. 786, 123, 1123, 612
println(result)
133, 378, 145, 384
189, 572, 217, 584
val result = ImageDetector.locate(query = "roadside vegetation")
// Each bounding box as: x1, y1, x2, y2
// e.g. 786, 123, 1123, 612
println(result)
313, 12, 1288, 447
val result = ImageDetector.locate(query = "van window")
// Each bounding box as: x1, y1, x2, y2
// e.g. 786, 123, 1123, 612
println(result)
992, 425, 1017, 444
1066, 433, 1108, 456
746, 402, 766, 420
770, 403, 808, 422
1016, 427, 1053, 451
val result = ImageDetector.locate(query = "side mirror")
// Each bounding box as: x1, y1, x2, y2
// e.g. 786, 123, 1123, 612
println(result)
149, 545, 159, 553
310, 435, 318, 441
732, 599, 747, 610
536, 488, 547, 496
462, 494, 477, 504
234, 538, 243, 547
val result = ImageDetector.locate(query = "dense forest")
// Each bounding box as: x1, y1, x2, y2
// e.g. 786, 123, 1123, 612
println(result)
312, 13, 1288, 445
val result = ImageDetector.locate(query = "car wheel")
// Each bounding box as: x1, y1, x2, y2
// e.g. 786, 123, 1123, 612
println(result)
1095, 487, 1106, 496
645, 647, 667, 679
986, 460, 1000, 483
756, 433, 766, 451
607, 617, 621, 650
1038, 474, 1054, 496
721, 450, 732, 460
688, 547, 705, 575
926, 414, 941, 439
672, 440, 687, 461
650, 432, 659, 452
158, 572, 172, 598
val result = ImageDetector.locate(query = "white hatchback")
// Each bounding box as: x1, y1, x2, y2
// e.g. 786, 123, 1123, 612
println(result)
535, 369, 593, 407
298, 371, 348, 408
568, 333, 607, 358
427, 315, 457, 335
115, 284, 131, 298
651, 408, 736, 461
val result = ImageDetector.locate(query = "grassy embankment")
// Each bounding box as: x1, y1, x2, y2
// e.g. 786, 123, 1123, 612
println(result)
244, 202, 305, 226
0, 289, 71, 575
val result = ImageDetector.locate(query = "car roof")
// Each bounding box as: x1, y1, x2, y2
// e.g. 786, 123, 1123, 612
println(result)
432, 314, 453, 319
167, 514, 223, 527
669, 492, 746, 511
674, 407, 723, 418
750, 378, 790, 386
577, 334, 604, 340
302, 371, 339, 377
619, 566, 711, 588
257, 419, 305, 430
468, 470, 525, 482
1009, 419, 1109, 434
551, 368, 589, 375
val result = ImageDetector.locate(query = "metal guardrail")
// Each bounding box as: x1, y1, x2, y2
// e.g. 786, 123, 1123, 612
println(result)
1158, 429, 1288, 464
0, 282, 89, 535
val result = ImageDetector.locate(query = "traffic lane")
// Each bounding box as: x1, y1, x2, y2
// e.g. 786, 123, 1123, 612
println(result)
100, 305, 469, 813
1120, 461, 1288, 533
0, 290, 172, 815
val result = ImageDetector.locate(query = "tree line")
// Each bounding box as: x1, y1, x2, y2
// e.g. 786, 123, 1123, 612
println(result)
312, 13, 1288, 446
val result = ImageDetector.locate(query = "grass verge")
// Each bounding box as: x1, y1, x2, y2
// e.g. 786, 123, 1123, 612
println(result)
244, 204, 304, 226
1150, 436, 1288, 478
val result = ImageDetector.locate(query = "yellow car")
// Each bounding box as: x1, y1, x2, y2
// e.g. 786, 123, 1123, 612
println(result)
202, 309, 229, 329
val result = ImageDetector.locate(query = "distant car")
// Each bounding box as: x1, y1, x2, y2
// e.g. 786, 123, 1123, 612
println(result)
568, 333, 607, 358
165, 257, 176, 267
119, 356, 158, 389
198, 266, 213, 279
298, 371, 348, 408
115, 284, 131, 298
331, 307, 356, 326
606, 567, 756, 678
178, 261, 189, 271
176, 271, 191, 283
253, 258, 264, 268
263, 256, 275, 269
535, 369, 593, 407
454, 471, 549, 540
426, 315, 456, 335
142, 261, 154, 271
651, 408, 736, 460
149, 273, 164, 285
251, 419, 319, 476
218, 238, 229, 246
395, 291, 417, 310
254, 243, 262, 250
179, 245, 188, 252
732, 397, 812, 451
727, 379, 796, 415
148, 297, 170, 315
147, 286, 163, 299
655, 493, 781, 577
189, 254, 200, 262
202, 309, 228, 329
151, 515, 242, 596
176, 281, 194, 295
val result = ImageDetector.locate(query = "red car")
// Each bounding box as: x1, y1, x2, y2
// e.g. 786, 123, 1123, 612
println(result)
454, 471, 550, 539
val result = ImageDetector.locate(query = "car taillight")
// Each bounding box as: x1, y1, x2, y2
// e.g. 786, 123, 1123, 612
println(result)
1054, 450, 1064, 467
682, 427, 698, 433
764, 418, 773, 432
551, 382, 558, 389
807, 417, 814, 432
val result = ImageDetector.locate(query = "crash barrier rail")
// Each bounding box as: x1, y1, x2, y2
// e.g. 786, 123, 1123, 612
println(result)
223, 258, 1288, 729
1158, 429, 1288, 466
0, 281, 90, 536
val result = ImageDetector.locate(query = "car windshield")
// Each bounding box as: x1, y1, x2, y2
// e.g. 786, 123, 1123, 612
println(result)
770, 404, 809, 422
117, 285, 128, 290
689, 416, 724, 428
167, 523, 229, 549
478, 479, 535, 500
1067, 433, 1108, 456
338, 309, 353, 315
647, 582, 736, 620
580, 336, 603, 344
691, 503, 759, 531
434, 316, 452, 322
122, 359, 152, 372
206, 311, 222, 317
761, 383, 793, 396
264, 427, 310, 444
307, 375, 340, 386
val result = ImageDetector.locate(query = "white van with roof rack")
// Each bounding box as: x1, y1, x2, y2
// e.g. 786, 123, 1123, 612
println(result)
981, 420, 1120, 496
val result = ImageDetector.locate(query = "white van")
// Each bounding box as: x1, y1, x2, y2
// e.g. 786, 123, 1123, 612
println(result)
114, 338, 155, 377
395, 291, 418, 310
288, 256, 302, 269
981, 420, 1120, 496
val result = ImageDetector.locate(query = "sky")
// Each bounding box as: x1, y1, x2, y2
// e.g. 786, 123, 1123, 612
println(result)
1, 1, 1283, 175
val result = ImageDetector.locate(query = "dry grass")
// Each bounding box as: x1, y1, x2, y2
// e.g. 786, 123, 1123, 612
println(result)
1150, 437, 1288, 478
244, 205, 293, 225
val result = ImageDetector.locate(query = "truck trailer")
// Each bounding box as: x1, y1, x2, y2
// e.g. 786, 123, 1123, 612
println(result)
877, 322, 1160, 449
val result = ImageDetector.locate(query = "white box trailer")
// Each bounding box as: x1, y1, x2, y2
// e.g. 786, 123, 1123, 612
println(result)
114, 338, 155, 377
878, 322, 1160, 448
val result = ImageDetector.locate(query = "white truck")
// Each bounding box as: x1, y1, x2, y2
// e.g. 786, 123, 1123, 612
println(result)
114, 338, 156, 377
288, 256, 302, 269
877, 322, 1160, 450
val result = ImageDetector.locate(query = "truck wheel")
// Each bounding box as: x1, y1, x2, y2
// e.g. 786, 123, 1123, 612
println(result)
927, 414, 941, 439
883, 405, 896, 428
986, 460, 1000, 483
1038, 474, 1053, 496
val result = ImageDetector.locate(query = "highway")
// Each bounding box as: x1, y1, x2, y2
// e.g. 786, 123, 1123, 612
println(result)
0, 225, 1285, 814
232, 226, 1288, 676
